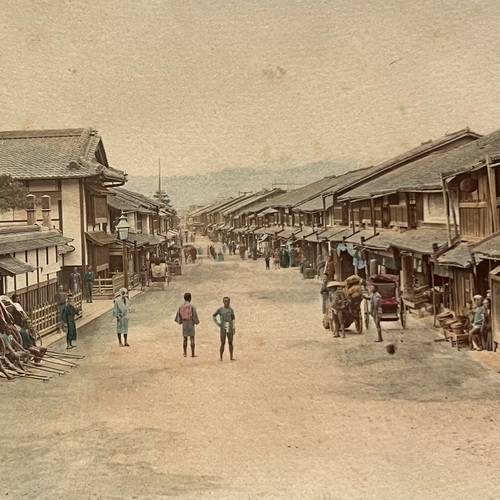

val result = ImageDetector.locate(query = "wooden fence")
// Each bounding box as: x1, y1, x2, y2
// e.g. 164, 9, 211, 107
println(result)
92, 272, 138, 299
29, 290, 83, 337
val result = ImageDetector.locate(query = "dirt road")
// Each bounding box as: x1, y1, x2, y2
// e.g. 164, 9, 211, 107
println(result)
2, 242, 500, 499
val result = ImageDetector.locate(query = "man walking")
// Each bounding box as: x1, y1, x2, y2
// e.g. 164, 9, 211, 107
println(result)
174, 292, 200, 357
213, 296, 236, 361
84, 266, 95, 303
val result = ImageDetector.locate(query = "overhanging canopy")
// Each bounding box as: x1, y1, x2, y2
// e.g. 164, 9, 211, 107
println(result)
0, 256, 36, 276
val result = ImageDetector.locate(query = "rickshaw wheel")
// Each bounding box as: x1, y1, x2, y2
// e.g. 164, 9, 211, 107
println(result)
400, 299, 407, 329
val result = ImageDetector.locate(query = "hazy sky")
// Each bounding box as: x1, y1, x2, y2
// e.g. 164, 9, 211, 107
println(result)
1, 0, 500, 180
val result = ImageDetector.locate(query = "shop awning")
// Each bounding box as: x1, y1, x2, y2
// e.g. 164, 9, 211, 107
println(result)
473, 232, 500, 261
0, 256, 36, 276
437, 243, 475, 268
85, 231, 117, 246
389, 228, 450, 255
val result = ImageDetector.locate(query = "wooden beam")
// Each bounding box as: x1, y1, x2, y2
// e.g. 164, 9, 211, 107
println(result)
440, 174, 452, 247
448, 184, 459, 239
486, 155, 498, 233
370, 197, 376, 235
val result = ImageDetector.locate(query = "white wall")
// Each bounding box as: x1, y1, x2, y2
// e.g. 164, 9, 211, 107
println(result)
60, 180, 83, 266
423, 192, 447, 224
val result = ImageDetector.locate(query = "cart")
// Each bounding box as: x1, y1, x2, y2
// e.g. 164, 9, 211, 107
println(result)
149, 260, 171, 290
0, 295, 43, 346
322, 281, 363, 337
365, 273, 407, 329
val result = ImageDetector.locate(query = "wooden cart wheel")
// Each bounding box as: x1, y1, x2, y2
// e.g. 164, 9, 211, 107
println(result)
364, 300, 370, 329
400, 298, 407, 329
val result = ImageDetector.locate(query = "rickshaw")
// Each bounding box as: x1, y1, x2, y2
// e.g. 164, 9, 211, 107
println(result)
364, 273, 407, 329
149, 257, 171, 290
322, 281, 364, 337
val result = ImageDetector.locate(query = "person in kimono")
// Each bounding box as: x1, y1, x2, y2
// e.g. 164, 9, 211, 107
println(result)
113, 288, 131, 347
61, 294, 79, 349
174, 292, 200, 357
68, 267, 82, 294
83, 266, 95, 303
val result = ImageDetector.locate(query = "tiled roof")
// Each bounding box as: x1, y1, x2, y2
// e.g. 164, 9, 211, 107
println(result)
292, 226, 316, 240
473, 232, 500, 260
0, 256, 36, 276
340, 129, 500, 200
437, 243, 474, 268
275, 226, 301, 239
344, 229, 394, 251
85, 231, 117, 246
108, 187, 164, 214
249, 176, 340, 212
221, 189, 284, 216
0, 128, 127, 182
0, 228, 72, 254
328, 227, 357, 242
389, 228, 451, 255
327, 128, 481, 199
127, 232, 165, 247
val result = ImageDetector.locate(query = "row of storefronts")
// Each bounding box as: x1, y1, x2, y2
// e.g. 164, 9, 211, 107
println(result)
190, 127, 500, 351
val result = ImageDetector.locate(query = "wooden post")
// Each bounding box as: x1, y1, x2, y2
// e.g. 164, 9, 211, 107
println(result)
322, 195, 327, 229
350, 201, 355, 232
440, 174, 452, 247
448, 186, 459, 240
370, 197, 376, 235
486, 156, 498, 233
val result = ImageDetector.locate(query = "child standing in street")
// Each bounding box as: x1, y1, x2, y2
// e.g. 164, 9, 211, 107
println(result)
213, 297, 236, 361
175, 292, 200, 357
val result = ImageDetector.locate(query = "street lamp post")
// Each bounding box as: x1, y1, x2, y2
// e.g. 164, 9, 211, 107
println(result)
116, 213, 130, 289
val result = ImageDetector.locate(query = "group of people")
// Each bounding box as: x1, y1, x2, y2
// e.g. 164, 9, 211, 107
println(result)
465, 294, 494, 351
174, 294, 236, 361
108, 288, 237, 361
264, 245, 303, 271
0, 299, 48, 381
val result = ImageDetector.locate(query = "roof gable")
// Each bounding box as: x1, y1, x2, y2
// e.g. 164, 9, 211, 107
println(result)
0, 128, 126, 182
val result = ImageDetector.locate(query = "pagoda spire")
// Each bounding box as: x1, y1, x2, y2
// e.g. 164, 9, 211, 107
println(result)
158, 158, 162, 193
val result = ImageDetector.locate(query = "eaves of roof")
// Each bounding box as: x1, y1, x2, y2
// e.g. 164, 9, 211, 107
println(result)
338, 129, 500, 201
0, 229, 73, 254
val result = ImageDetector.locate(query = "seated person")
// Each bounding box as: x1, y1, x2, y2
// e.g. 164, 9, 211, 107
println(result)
17, 319, 47, 363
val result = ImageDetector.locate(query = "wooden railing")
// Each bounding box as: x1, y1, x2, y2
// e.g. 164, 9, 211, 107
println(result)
92, 272, 138, 299
28, 290, 83, 336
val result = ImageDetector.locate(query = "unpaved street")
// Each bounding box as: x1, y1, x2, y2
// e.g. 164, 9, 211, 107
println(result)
2, 242, 500, 499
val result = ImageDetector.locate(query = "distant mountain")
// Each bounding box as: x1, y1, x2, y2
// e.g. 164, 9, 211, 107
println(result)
126, 161, 352, 209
